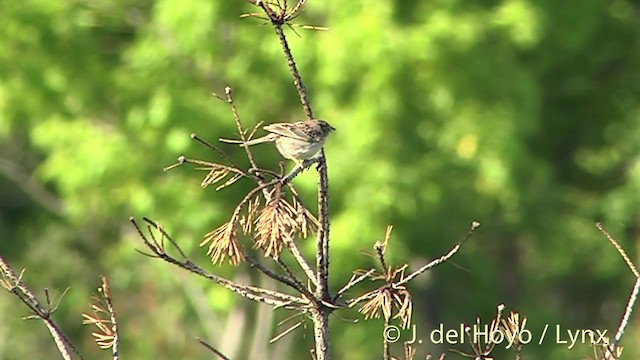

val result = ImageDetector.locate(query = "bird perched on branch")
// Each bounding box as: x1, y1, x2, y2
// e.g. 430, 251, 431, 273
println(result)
221, 119, 335, 164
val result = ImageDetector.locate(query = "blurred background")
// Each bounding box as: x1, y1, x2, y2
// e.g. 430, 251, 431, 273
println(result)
1, 0, 640, 359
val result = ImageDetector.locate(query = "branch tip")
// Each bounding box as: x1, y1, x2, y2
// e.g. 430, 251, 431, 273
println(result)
471, 220, 480, 230
163, 156, 186, 172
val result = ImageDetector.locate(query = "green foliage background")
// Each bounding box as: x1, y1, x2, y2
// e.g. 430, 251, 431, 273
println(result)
1, 0, 640, 359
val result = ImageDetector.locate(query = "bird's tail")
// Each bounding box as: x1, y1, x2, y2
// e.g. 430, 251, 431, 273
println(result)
219, 133, 277, 147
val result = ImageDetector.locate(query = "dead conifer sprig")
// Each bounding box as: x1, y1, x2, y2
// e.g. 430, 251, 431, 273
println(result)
82, 276, 119, 358
452, 304, 506, 359
254, 196, 299, 259
131, 217, 308, 307
241, 0, 328, 31
500, 310, 525, 359
201, 221, 244, 266
353, 264, 413, 329
240, 195, 261, 235
199, 180, 282, 265
198, 170, 312, 265
589, 336, 623, 360
198, 165, 244, 191
348, 222, 478, 332
347, 228, 416, 328
0, 255, 80, 360
291, 194, 319, 238
189, 159, 247, 190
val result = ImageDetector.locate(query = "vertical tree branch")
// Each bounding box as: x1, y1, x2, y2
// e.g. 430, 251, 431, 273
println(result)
267, 16, 332, 302
313, 152, 331, 360
262, 12, 333, 360
311, 307, 330, 360
254, 3, 333, 358
315, 153, 330, 300
272, 23, 314, 120
100, 276, 120, 360
382, 316, 391, 360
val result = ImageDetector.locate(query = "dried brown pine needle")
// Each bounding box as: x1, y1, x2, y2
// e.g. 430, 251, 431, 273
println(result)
199, 166, 230, 188
404, 343, 417, 360
254, 198, 298, 259
240, 196, 261, 235
215, 173, 243, 191
82, 310, 115, 349
501, 311, 525, 342
292, 196, 319, 238
82, 281, 117, 350
200, 221, 244, 265
358, 289, 388, 321
392, 287, 412, 329
357, 285, 412, 329
353, 264, 413, 329
197, 163, 244, 191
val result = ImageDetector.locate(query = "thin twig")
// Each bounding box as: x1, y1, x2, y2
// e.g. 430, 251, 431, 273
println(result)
597, 223, 639, 277
383, 315, 391, 360
287, 0, 308, 21
177, 156, 251, 180
284, 238, 320, 290
270, 23, 314, 119
333, 269, 376, 302
375, 241, 389, 278
224, 86, 263, 173
270, 320, 304, 343
281, 157, 320, 184
596, 222, 639, 349
196, 337, 231, 360
274, 257, 315, 301
191, 132, 245, 172
397, 221, 480, 286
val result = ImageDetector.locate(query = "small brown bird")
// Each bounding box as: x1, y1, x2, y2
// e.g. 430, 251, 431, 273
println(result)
222, 119, 335, 163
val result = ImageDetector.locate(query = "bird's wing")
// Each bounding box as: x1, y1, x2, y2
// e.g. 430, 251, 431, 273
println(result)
263, 122, 309, 141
